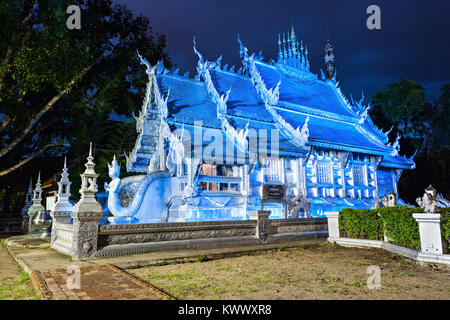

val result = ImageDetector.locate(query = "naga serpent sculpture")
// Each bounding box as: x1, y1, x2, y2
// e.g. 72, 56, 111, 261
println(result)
104, 155, 170, 219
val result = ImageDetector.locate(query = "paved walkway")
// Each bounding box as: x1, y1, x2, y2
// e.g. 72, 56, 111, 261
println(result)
3, 234, 325, 300
4, 236, 325, 273
31, 264, 173, 300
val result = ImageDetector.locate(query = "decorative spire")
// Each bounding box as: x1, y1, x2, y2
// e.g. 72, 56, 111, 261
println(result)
32, 172, 42, 204
72, 144, 102, 214
291, 29, 297, 65
28, 177, 33, 193
277, 26, 310, 72
84, 142, 96, 175
53, 157, 73, 213
299, 40, 304, 64
324, 40, 335, 80
25, 178, 33, 204
286, 31, 291, 58
277, 34, 283, 62
290, 26, 296, 59
305, 44, 310, 71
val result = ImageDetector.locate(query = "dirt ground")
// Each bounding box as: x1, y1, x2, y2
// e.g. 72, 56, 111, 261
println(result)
129, 243, 450, 300
0, 236, 38, 300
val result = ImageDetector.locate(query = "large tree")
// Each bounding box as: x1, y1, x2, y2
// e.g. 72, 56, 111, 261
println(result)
0, 0, 170, 214
370, 78, 430, 156
370, 80, 450, 203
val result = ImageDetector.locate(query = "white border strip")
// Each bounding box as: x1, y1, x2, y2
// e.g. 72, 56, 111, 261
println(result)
328, 237, 450, 265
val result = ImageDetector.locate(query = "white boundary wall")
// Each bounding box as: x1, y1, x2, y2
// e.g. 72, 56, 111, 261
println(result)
325, 211, 450, 266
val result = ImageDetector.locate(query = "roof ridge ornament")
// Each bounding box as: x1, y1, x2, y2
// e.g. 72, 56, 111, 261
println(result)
195, 37, 249, 152
389, 134, 401, 157
277, 26, 309, 71
238, 35, 309, 149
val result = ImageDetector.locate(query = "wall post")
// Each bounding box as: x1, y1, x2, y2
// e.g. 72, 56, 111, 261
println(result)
325, 212, 340, 239
413, 213, 445, 255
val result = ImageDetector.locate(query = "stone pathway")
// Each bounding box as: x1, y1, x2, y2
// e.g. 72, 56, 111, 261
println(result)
31, 264, 174, 300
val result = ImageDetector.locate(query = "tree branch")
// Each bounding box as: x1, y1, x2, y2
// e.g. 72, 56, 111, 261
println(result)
0, 143, 62, 177
0, 0, 38, 89
0, 115, 11, 132
0, 52, 106, 159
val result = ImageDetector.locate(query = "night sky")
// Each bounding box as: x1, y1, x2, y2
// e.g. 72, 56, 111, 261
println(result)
112, 0, 450, 102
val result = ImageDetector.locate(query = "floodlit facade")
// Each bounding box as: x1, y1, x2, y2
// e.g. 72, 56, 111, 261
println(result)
105, 27, 415, 224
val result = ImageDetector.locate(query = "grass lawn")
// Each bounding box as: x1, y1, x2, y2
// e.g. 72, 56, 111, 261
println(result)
0, 240, 39, 300
128, 243, 450, 300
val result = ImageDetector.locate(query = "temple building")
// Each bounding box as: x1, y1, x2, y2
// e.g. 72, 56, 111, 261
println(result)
115, 27, 415, 223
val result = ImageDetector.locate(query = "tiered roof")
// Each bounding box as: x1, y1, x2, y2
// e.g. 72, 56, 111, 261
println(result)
127, 28, 416, 172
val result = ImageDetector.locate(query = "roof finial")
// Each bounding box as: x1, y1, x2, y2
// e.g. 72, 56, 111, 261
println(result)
291, 25, 296, 51
89, 142, 92, 157
277, 33, 283, 61
286, 31, 291, 58
64, 156, 67, 169
291, 26, 297, 53
324, 39, 335, 80
305, 44, 310, 71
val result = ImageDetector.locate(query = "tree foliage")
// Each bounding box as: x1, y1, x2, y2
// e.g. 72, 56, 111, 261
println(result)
370, 80, 450, 203
0, 0, 170, 214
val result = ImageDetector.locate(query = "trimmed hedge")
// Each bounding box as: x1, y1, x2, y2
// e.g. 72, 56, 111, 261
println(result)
377, 207, 423, 250
440, 208, 450, 249
339, 206, 424, 250
339, 208, 383, 240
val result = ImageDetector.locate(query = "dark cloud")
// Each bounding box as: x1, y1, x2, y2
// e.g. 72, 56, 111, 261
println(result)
112, 0, 450, 101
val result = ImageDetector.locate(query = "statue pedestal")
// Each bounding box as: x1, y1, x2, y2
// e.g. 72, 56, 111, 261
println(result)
50, 211, 72, 250
256, 210, 271, 242
413, 213, 445, 255
71, 211, 102, 259
325, 212, 340, 239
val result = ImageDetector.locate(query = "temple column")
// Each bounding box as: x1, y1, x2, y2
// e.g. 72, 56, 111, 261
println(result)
298, 158, 307, 197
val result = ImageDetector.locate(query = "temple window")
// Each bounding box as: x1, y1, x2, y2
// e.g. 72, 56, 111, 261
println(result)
350, 153, 375, 198
316, 160, 334, 198
264, 159, 284, 183
201, 164, 239, 177
229, 183, 239, 191
201, 164, 217, 176
209, 182, 219, 191
317, 161, 332, 184
353, 164, 366, 186
198, 164, 242, 193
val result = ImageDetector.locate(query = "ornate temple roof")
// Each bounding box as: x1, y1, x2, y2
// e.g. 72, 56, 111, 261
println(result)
126, 28, 416, 172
